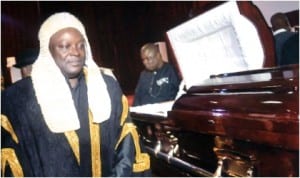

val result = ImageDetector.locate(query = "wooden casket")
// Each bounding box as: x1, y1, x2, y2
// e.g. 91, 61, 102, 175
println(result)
130, 1, 299, 177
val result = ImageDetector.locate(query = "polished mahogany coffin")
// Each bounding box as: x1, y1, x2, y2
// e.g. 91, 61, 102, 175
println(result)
132, 64, 299, 177
130, 1, 299, 177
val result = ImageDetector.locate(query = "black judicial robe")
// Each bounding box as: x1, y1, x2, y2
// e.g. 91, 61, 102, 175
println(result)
1, 73, 150, 176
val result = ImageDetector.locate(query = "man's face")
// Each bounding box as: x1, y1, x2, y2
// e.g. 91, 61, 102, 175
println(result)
141, 50, 162, 72
49, 27, 86, 79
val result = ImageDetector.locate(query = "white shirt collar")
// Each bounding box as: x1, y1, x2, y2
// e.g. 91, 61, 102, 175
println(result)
273, 28, 287, 35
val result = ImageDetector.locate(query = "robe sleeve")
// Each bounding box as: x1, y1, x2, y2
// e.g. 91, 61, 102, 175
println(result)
102, 73, 151, 176
114, 122, 151, 177
1, 114, 24, 177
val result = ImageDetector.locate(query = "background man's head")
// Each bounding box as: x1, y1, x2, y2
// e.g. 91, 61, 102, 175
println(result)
270, 13, 291, 32
140, 43, 164, 71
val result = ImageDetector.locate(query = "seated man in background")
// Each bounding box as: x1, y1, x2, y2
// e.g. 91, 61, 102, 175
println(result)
133, 43, 180, 106
270, 12, 298, 66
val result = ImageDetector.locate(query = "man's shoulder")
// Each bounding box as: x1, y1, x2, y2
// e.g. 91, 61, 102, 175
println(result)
276, 31, 296, 39
101, 73, 116, 85
99, 68, 122, 93
3, 78, 33, 93
99, 67, 116, 79
162, 63, 178, 74
160, 62, 172, 70
2, 77, 34, 101
99, 67, 118, 84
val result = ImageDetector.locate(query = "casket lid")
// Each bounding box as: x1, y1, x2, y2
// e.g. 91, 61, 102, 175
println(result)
166, 1, 264, 89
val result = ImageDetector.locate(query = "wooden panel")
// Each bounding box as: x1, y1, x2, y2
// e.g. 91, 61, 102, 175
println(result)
132, 114, 299, 176
168, 110, 299, 150
237, 1, 276, 67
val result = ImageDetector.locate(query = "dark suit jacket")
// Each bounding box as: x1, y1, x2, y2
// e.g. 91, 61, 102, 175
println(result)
274, 31, 297, 65
280, 33, 299, 66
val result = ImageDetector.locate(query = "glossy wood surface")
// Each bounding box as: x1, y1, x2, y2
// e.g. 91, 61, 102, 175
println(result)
171, 65, 299, 150
132, 114, 299, 176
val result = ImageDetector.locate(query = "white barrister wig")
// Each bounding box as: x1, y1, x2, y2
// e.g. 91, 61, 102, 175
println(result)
31, 12, 111, 133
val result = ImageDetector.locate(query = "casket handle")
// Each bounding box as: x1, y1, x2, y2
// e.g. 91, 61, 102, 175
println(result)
154, 140, 162, 156
167, 144, 179, 163
213, 156, 226, 177
213, 147, 256, 177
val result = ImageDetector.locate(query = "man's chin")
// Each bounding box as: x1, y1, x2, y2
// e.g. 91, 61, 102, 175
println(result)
146, 68, 155, 72
65, 70, 83, 79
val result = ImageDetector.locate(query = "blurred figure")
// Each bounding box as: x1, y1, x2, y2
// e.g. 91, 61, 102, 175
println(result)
14, 48, 39, 78
270, 12, 298, 66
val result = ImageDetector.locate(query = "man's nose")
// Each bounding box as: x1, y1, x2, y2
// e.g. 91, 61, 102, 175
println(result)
70, 45, 80, 55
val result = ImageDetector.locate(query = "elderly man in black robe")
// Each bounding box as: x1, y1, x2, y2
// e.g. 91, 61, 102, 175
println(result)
1, 12, 150, 177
